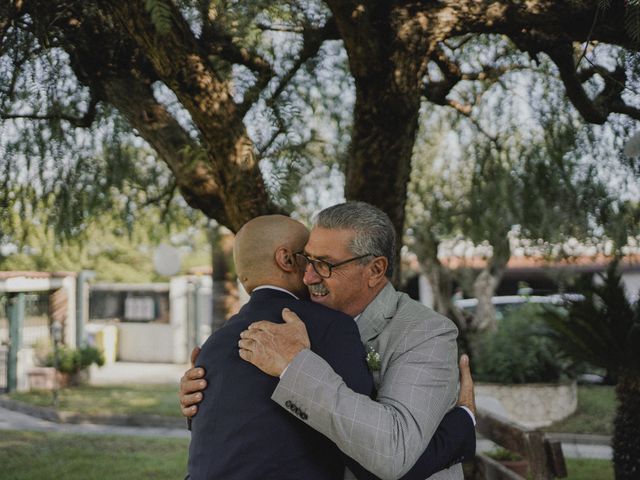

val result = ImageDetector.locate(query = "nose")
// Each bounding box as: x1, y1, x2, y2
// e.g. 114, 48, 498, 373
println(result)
303, 263, 321, 285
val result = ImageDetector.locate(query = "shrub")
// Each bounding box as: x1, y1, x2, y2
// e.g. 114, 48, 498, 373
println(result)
486, 447, 523, 462
45, 345, 105, 375
474, 303, 572, 384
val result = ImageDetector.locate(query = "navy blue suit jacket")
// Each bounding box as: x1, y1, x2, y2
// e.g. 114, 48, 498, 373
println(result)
188, 288, 374, 480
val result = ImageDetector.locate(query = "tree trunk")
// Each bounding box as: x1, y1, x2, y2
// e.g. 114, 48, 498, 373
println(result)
332, 2, 433, 284
471, 268, 501, 332
613, 373, 640, 479
346, 86, 421, 285
423, 259, 474, 360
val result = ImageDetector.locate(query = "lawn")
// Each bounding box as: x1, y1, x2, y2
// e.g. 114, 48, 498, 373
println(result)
0, 430, 614, 480
566, 458, 614, 480
0, 430, 189, 480
544, 385, 615, 435
8, 384, 182, 418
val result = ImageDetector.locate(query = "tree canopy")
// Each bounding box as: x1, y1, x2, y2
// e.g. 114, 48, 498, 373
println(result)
1, 1, 639, 277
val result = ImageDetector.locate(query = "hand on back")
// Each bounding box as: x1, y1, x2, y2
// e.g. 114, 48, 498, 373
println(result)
179, 346, 207, 418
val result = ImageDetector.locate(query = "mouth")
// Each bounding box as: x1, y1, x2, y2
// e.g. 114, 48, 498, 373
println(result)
308, 283, 329, 298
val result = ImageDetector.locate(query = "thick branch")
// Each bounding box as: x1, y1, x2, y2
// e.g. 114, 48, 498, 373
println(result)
545, 41, 608, 124
611, 99, 640, 120
423, 45, 523, 119
102, 0, 278, 229
102, 76, 232, 227
423, 0, 630, 50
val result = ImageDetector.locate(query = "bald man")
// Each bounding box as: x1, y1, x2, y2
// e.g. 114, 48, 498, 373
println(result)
187, 215, 374, 479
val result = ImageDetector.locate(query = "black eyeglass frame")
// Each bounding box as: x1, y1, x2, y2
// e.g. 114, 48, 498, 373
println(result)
294, 252, 374, 278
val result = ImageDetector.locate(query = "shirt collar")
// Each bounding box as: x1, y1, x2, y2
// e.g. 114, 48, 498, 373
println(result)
252, 285, 299, 300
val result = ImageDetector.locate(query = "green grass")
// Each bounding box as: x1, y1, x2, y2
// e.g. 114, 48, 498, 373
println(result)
8, 384, 181, 418
544, 385, 615, 435
566, 458, 614, 480
0, 430, 189, 480
0, 430, 615, 480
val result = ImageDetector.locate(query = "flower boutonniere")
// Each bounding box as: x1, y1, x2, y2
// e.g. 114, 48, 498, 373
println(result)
366, 345, 381, 372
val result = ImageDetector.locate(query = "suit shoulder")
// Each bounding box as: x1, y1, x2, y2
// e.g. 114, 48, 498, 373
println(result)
291, 301, 353, 324
395, 293, 458, 334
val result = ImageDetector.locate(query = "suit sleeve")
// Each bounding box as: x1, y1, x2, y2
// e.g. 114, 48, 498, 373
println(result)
311, 315, 374, 400
271, 315, 459, 480
397, 407, 476, 479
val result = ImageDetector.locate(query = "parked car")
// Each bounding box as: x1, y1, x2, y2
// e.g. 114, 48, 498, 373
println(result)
454, 294, 584, 321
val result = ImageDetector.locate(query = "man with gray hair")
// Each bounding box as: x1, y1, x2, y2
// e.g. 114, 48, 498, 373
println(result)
183, 202, 475, 479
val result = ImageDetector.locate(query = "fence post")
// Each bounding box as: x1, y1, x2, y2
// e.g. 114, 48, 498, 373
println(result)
75, 270, 95, 347
6, 292, 25, 393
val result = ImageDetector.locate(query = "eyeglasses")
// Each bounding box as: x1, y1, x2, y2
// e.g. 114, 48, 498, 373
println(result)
295, 252, 374, 278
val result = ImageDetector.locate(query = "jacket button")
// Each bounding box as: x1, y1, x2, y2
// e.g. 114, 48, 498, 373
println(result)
285, 400, 292, 408
300, 412, 308, 420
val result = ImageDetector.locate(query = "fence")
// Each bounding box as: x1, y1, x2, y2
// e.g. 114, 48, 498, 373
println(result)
470, 409, 567, 480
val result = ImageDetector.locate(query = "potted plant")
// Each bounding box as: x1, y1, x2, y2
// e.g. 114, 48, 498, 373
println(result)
473, 303, 577, 428
486, 447, 528, 477
45, 345, 105, 387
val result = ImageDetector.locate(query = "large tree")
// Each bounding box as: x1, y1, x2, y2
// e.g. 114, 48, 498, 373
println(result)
1, 1, 639, 276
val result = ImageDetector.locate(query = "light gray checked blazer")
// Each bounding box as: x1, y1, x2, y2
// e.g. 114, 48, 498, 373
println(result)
272, 282, 462, 480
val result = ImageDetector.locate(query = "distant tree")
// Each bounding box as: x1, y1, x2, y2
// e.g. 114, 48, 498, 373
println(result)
0, 184, 214, 282
407, 59, 639, 331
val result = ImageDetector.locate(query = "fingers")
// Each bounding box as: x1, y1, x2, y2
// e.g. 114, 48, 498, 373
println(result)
180, 391, 203, 409
190, 346, 201, 367
238, 337, 256, 351
459, 354, 473, 385
457, 353, 476, 416
238, 348, 251, 362
282, 308, 301, 323
179, 387, 204, 418
240, 328, 266, 343
247, 320, 274, 331
181, 404, 199, 418
179, 364, 206, 419
183, 367, 206, 382
180, 376, 207, 395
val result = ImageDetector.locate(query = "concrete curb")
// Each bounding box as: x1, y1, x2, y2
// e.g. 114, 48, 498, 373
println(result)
546, 432, 612, 446
0, 396, 185, 429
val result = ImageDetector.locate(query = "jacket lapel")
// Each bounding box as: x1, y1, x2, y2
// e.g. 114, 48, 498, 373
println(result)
357, 282, 398, 343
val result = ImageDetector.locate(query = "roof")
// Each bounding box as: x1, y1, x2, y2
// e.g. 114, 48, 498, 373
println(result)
0, 271, 77, 280
440, 254, 640, 273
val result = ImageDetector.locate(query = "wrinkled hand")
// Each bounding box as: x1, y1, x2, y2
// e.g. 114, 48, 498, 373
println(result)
457, 354, 476, 416
179, 346, 207, 418
238, 308, 310, 377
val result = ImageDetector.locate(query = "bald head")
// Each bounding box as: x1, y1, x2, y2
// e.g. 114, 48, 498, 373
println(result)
234, 215, 309, 294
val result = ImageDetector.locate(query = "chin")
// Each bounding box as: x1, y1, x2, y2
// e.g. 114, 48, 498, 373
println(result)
309, 293, 330, 306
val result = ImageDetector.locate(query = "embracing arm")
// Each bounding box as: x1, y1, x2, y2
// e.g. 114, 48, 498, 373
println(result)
272, 319, 459, 480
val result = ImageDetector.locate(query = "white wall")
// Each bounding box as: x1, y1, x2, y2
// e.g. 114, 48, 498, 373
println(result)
622, 271, 640, 303
117, 323, 177, 363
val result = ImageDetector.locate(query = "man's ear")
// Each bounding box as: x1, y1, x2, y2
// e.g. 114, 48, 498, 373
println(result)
367, 256, 388, 287
274, 247, 296, 272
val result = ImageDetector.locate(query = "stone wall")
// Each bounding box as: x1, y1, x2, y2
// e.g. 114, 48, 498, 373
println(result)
476, 381, 578, 429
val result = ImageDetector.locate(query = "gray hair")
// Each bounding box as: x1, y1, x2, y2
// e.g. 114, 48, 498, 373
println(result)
315, 201, 395, 278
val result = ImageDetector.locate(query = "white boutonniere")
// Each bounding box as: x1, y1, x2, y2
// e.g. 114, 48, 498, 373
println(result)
366, 345, 381, 372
